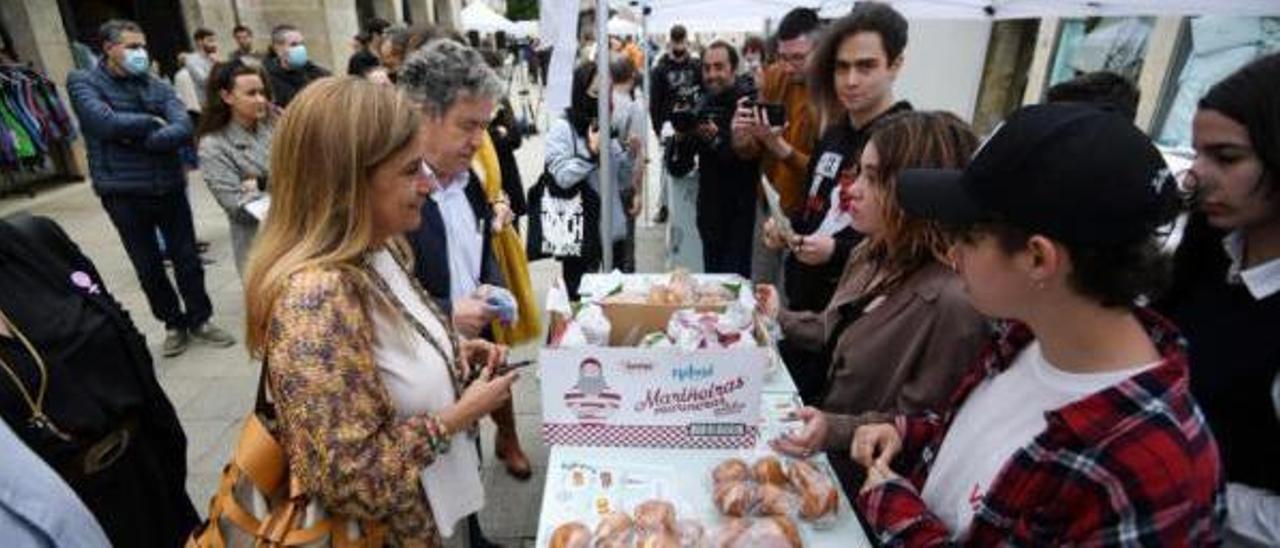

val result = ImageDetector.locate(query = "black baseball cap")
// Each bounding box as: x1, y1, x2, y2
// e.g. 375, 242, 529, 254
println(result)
897, 103, 1180, 246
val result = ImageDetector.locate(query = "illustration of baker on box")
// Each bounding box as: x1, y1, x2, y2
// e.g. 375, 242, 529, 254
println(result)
564, 357, 623, 422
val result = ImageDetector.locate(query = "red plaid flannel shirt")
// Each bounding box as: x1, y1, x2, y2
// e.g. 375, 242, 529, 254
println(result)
855, 308, 1225, 546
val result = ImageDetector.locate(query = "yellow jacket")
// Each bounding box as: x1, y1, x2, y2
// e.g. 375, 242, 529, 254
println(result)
474, 133, 541, 344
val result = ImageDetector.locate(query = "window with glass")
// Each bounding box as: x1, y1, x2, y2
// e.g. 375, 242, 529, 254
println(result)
1048, 17, 1156, 86
1155, 16, 1280, 149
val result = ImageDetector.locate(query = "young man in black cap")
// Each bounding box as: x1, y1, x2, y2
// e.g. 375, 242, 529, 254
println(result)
848, 103, 1223, 544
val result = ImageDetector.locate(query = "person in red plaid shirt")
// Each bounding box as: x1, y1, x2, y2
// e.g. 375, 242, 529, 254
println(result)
842, 103, 1224, 545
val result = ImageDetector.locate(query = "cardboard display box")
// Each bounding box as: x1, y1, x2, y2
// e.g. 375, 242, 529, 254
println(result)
540, 277, 768, 450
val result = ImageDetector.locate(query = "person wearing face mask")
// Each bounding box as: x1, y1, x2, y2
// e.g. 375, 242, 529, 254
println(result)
1155, 53, 1280, 547
196, 61, 275, 278
263, 23, 330, 108
185, 27, 219, 109
67, 19, 236, 358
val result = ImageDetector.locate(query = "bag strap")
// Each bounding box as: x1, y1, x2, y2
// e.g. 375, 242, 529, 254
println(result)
255, 360, 274, 418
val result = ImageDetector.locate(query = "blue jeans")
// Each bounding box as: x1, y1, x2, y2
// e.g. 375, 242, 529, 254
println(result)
101, 191, 212, 330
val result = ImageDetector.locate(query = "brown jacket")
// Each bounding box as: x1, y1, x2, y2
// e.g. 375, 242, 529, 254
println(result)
734, 62, 818, 215
777, 257, 990, 450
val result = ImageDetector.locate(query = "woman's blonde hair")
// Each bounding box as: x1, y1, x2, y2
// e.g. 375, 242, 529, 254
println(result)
849, 111, 978, 295
243, 77, 421, 356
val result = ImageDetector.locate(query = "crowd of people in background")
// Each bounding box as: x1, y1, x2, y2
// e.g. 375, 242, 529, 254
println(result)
0, 1, 1275, 546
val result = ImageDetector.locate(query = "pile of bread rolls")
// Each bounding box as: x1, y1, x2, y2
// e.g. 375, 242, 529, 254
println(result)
549, 499, 707, 548
711, 456, 839, 525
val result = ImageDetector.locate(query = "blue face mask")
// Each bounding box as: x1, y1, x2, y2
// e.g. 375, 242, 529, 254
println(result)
122, 48, 150, 76
286, 45, 308, 69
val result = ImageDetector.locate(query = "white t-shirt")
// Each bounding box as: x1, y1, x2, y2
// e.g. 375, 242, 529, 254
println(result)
920, 341, 1159, 537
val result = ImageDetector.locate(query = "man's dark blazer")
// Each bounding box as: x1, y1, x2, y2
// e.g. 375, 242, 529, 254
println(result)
406, 170, 504, 314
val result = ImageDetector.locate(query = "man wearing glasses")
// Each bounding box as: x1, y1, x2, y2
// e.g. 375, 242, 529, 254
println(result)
732, 8, 823, 286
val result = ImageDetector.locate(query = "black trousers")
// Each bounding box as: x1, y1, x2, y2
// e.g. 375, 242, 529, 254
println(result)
698, 193, 755, 279
101, 191, 212, 330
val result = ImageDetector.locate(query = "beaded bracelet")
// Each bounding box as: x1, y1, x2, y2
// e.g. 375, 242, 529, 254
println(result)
424, 415, 452, 455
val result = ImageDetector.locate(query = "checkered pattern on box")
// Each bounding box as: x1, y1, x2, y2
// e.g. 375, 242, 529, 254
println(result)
542, 423, 759, 449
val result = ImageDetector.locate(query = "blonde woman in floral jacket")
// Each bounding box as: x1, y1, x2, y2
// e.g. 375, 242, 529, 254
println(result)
242, 77, 519, 546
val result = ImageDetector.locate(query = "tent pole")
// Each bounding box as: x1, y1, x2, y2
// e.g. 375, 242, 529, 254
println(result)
597, 0, 614, 272
640, 0, 651, 230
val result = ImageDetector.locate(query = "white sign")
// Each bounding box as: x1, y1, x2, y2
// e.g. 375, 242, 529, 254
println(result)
541, 345, 766, 449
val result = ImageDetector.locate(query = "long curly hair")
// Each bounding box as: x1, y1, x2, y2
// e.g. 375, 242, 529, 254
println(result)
848, 111, 977, 296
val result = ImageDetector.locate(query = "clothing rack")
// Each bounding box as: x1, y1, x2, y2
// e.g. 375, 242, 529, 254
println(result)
0, 63, 78, 197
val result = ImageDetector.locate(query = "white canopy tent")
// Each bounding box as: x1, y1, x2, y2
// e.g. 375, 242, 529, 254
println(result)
607, 16, 643, 36
510, 20, 540, 37
461, 1, 518, 34
641, 0, 1280, 34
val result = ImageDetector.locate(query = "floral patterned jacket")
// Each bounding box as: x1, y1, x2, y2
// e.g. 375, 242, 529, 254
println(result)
266, 266, 453, 546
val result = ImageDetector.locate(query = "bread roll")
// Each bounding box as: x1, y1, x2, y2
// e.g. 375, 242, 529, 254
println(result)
634, 499, 678, 535
594, 511, 633, 548
761, 516, 803, 548
756, 483, 796, 517
787, 460, 838, 521
711, 518, 752, 547
711, 458, 751, 485
549, 521, 591, 548
753, 456, 788, 486
636, 530, 682, 548
713, 481, 756, 517
676, 519, 706, 548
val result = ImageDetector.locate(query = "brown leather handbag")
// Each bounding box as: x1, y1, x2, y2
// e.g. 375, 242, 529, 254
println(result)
186, 366, 385, 548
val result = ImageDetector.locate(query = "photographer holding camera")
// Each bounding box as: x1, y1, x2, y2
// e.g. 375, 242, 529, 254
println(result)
666, 41, 759, 277
732, 8, 823, 286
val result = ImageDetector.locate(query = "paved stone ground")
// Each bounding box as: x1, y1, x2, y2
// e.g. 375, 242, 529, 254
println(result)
0, 84, 668, 546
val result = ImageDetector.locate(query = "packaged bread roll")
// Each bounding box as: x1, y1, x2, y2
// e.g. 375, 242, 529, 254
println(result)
636, 530, 682, 548
676, 519, 707, 548
712, 458, 751, 485
633, 499, 678, 535
549, 521, 591, 548
786, 460, 839, 523
713, 481, 757, 517
756, 483, 797, 517
756, 516, 803, 548
753, 456, 789, 486
594, 511, 634, 548
712, 517, 802, 548
710, 518, 752, 547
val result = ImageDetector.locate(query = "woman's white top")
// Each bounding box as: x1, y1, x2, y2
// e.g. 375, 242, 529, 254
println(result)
368, 249, 483, 538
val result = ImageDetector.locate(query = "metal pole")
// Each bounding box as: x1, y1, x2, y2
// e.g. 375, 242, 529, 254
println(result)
639, 0, 651, 227
596, 0, 613, 271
